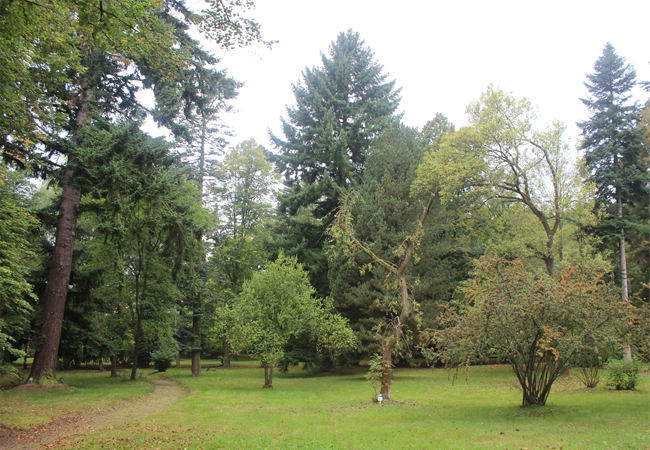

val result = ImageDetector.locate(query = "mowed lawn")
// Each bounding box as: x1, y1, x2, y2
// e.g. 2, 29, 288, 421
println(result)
1, 362, 648, 449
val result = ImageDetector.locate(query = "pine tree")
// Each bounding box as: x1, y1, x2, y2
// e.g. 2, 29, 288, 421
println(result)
271, 29, 400, 296
578, 43, 650, 300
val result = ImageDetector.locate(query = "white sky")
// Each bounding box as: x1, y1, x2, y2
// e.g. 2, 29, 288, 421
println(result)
180, 0, 650, 153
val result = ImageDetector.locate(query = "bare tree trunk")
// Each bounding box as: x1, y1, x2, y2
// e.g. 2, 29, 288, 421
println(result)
95, 310, 104, 372
174, 306, 181, 368
222, 336, 231, 368
191, 314, 200, 377
263, 364, 273, 388
29, 178, 81, 382
131, 308, 142, 381
378, 337, 394, 400
110, 354, 118, 377
618, 191, 632, 363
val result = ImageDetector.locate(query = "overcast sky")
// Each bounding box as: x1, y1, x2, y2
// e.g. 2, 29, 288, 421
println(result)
177, 0, 650, 153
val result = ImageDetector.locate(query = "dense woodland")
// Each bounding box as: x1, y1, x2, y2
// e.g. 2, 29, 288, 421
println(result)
1, 0, 648, 406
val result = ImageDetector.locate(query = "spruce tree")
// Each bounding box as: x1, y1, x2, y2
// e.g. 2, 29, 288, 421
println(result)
578, 43, 650, 300
271, 29, 400, 296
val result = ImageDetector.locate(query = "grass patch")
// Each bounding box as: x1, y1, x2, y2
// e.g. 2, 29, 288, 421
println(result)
0, 370, 153, 431
1, 363, 647, 449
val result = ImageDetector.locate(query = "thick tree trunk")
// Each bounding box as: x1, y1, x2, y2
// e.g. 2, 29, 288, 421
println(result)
28, 78, 90, 383
191, 314, 200, 377
222, 336, 231, 368
29, 179, 81, 382
95, 310, 104, 372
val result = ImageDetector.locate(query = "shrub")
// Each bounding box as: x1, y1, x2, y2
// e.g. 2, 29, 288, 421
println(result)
605, 358, 641, 390
151, 343, 177, 373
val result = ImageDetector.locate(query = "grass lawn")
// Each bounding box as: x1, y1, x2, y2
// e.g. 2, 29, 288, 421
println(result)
1, 361, 648, 449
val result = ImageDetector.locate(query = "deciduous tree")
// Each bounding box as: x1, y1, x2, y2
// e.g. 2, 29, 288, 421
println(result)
413, 86, 595, 276
422, 256, 634, 406
231, 255, 357, 388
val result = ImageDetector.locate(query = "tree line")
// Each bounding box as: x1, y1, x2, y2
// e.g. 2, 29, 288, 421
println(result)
1, 2, 648, 407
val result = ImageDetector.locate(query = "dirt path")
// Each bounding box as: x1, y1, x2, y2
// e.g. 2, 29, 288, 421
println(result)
1, 376, 186, 450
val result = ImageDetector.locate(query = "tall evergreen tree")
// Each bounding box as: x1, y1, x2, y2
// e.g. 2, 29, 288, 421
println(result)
271, 29, 401, 295
9, 0, 268, 382
578, 43, 650, 300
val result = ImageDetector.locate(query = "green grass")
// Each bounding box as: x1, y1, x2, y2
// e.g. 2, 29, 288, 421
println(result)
0, 370, 153, 430
1, 362, 648, 449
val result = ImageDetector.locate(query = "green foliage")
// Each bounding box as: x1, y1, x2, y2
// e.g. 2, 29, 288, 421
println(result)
231, 254, 358, 384
364, 353, 385, 395
0, 164, 37, 375
605, 358, 642, 390
423, 256, 636, 406
329, 122, 469, 358
270, 29, 401, 296
151, 341, 179, 373
413, 86, 596, 276
578, 43, 650, 298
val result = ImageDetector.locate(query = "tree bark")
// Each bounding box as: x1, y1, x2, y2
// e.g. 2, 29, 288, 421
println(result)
28, 78, 90, 382
378, 337, 394, 400
222, 336, 231, 368
131, 307, 142, 381
174, 306, 181, 369
263, 364, 273, 388
28, 177, 81, 382
95, 310, 104, 372
110, 354, 118, 377
191, 314, 200, 377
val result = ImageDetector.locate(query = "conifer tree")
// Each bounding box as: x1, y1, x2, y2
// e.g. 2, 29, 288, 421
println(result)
271, 30, 400, 295
578, 43, 650, 300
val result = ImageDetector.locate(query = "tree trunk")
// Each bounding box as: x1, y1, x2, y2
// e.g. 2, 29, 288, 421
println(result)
263, 364, 273, 388
29, 179, 81, 382
379, 338, 394, 400
110, 354, 118, 377
191, 313, 200, 377
618, 194, 629, 301
618, 190, 632, 363
222, 336, 231, 368
28, 78, 90, 383
131, 308, 142, 381
95, 310, 104, 372
174, 306, 181, 369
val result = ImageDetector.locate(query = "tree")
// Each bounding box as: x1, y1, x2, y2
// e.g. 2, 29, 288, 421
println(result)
209, 139, 277, 367
577, 43, 650, 301
77, 120, 207, 380
422, 256, 635, 407
328, 121, 470, 366
10, 0, 269, 382
329, 136, 436, 400
270, 29, 401, 296
0, 164, 37, 377
231, 254, 357, 388
413, 86, 595, 276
